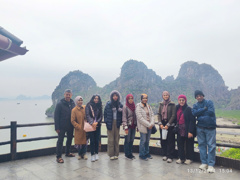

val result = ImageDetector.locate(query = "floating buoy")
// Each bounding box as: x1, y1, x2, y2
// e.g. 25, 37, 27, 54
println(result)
23, 134, 27, 137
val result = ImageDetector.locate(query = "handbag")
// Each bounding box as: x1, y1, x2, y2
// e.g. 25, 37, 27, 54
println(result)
151, 125, 157, 134
173, 123, 179, 134
84, 121, 96, 132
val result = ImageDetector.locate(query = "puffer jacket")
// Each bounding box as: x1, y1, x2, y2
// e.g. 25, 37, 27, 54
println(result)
104, 101, 123, 130
104, 90, 123, 130
54, 98, 75, 130
136, 103, 155, 134
192, 99, 216, 128
122, 105, 137, 130
158, 101, 176, 127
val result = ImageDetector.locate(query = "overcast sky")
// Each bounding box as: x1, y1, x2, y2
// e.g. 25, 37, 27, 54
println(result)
1, 0, 239, 97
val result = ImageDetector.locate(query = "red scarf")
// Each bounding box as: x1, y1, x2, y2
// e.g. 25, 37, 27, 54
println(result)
126, 94, 135, 112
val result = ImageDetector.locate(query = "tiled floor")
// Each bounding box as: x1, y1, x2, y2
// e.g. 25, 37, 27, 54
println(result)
0, 153, 239, 180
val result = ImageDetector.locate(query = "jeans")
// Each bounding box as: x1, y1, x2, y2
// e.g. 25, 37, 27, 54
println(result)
177, 135, 194, 161
56, 127, 74, 158
197, 127, 216, 166
124, 128, 136, 157
139, 129, 151, 158
89, 125, 101, 155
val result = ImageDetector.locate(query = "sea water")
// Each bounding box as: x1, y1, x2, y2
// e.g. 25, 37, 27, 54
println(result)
0, 99, 55, 154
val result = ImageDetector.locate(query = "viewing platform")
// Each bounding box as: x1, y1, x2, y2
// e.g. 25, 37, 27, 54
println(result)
1, 152, 240, 180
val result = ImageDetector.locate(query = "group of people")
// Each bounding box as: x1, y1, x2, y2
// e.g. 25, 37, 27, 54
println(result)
54, 89, 216, 173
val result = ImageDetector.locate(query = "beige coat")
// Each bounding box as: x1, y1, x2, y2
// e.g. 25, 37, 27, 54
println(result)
71, 105, 87, 145
136, 103, 155, 134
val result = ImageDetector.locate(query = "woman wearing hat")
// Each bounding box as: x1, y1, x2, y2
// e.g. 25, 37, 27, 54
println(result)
175, 95, 196, 165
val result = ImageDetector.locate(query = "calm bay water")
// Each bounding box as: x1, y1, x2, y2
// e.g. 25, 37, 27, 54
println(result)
0, 99, 56, 154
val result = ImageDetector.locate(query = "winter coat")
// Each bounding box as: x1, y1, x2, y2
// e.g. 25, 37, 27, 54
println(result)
158, 101, 176, 127
85, 103, 103, 125
122, 105, 137, 130
192, 99, 216, 128
71, 105, 87, 145
136, 103, 155, 134
54, 98, 75, 130
104, 101, 123, 130
176, 104, 196, 137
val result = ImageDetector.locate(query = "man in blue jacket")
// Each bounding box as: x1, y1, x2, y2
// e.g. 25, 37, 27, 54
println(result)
192, 90, 216, 173
54, 89, 76, 163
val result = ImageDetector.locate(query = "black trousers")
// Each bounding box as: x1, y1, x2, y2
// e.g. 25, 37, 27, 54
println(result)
89, 126, 101, 156
177, 134, 194, 161
56, 127, 74, 158
160, 126, 175, 159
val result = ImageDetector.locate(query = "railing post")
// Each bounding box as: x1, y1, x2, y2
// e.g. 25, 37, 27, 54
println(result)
11, 121, 17, 160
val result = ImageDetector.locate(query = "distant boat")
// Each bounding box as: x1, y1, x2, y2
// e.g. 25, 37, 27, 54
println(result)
17, 103, 20, 105
35, 104, 37, 106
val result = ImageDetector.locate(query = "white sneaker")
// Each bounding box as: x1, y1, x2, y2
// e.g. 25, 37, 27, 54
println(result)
110, 156, 115, 160
176, 159, 184, 164
114, 156, 118, 160
207, 166, 215, 173
162, 156, 167, 161
95, 154, 99, 161
91, 155, 95, 162
199, 164, 208, 171
83, 154, 88, 160
78, 156, 82, 160
184, 159, 192, 165
167, 158, 173, 163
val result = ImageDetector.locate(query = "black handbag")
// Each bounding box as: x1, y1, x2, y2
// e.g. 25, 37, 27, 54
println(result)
173, 123, 179, 134
151, 125, 157, 134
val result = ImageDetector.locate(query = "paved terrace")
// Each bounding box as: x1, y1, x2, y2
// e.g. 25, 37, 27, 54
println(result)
1, 152, 240, 180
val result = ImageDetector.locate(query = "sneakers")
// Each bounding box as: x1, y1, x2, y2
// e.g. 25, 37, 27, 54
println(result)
125, 155, 133, 160
139, 156, 148, 161
199, 164, 208, 171
167, 158, 173, 163
110, 156, 115, 160
95, 154, 99, 161
91, 155, 96, 162
162, 156, 167, 161
83, 154, 88, 160
146, 154, 153, 159
114, 156, 118, 160
176, 159, 184, 164
78, 156, 82, 160
184, 159, 192, 165
207, 166, 215, 173
130, 154, 136, 159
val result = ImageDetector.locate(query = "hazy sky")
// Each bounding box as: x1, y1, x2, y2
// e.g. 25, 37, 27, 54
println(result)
1, 0, 239, 97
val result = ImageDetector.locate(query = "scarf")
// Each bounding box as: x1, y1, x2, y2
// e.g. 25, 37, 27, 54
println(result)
125, 94, 135, 112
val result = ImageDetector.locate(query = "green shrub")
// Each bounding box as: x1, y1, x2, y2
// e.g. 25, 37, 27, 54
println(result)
220, 148, 240, 160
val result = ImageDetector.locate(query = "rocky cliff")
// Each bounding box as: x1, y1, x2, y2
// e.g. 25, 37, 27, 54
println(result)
46, 60, 239, 117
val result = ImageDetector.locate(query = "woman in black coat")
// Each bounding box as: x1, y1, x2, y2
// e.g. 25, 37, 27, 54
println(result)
176, 94, 196, 165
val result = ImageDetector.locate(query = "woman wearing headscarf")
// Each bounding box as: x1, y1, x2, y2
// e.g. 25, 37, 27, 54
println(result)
85, 95, 103, 162
104, 90, 123, 160
71, 96, 87, 160
136, 94, 155, 161
176, 95, 196, 165
122, 94, 137, 160
158, 91, 176, 163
